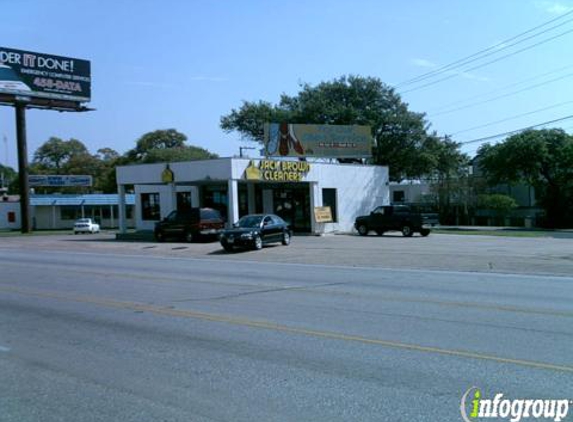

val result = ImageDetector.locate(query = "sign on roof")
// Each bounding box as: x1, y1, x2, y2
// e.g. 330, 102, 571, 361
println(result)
28, 175, 93, 187
264, 123, 372, 158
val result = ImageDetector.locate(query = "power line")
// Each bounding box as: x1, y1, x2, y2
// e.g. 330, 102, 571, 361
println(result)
430, 70, 573, 116
429, 63, 573, 115
451, 100, 573, 135
459, 114, 573, 145
396, 9, 573, 88
401, 27, 573, 94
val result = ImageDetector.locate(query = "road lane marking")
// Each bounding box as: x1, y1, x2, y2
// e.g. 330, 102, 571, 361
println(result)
2, 247, 573, 281
1, 261, 572, 319
1, 285, 573, 374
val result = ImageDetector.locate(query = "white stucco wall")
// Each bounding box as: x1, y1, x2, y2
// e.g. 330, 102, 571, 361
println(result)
117, 159, 233, 185
0, 202, 20, 230
312, 163, 389, 233
134, 185, 197, 231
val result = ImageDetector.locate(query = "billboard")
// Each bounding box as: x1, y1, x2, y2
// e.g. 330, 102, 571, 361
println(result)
28, 175, 93, 187
264, 123, 372, 158
0, 47, 91, 102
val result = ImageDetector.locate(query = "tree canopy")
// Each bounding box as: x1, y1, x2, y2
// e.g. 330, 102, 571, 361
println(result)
125, 129, 217, 164
28, 129, 218, 193
221, 75, 466, 181
32, 137, 89, 171
477, 129, 573, 228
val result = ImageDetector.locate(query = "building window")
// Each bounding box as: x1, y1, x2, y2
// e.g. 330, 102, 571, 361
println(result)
61, 206, 80, 220
177, 192, 191, 212
393, 190, 405, 203
322, 188, 338, 223
141, 193, 160, 221
202, 187, 228, 219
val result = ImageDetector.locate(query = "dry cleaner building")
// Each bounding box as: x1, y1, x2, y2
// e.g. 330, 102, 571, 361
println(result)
115, 158, 389, 234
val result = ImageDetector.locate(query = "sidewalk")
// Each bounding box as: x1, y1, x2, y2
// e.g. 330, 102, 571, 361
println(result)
436, 225, 573, 238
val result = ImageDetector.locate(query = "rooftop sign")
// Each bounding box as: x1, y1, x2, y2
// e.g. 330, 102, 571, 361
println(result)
264, 123, 372, 158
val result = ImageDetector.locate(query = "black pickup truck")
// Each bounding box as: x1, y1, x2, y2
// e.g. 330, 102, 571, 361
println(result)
354, 205, 439, 237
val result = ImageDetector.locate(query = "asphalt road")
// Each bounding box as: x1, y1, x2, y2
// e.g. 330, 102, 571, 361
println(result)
0, 239, 572, 421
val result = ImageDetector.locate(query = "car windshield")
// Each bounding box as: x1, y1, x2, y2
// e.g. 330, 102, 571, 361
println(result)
236, 215, 263, 228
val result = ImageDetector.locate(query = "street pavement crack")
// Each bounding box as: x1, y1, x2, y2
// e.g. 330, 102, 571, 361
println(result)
172, 281, 349, 302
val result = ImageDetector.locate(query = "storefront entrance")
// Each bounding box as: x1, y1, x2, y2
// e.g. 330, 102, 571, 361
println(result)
272, 186, 311, 233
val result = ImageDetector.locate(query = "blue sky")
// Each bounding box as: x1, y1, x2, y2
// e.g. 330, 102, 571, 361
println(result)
1, 0, 573, 168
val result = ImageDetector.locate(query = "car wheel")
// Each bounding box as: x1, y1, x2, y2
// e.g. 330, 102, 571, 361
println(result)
401, 225, 413, 237
184, 231, 194, 243
420, 228, 431, 237
222, 243, 234, 252
357, 224, 369, 236
282, 231, 291, 246
155, 231, 165, 242
253, 235, 263, 250
375, 230, 384, 236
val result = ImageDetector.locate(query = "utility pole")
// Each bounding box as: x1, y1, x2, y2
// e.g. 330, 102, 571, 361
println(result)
16, 103, 31, 233
239, 146, 255, 158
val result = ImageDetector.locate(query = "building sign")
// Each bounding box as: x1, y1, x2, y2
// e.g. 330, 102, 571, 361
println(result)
28, 175, 93, 187
245, 160, 311, 182
0, 47, 91, 102
161, 164, 174, 183
314, 206, 333, 223
264, 123, 372, 158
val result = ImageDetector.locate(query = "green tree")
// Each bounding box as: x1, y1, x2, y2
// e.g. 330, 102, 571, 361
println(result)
423, 135, 470, 223
96, 147, 120, 162
221, 75, 462, 181
126, 129, 188, 162
142, 146, 218, 163
477, 194, 518, 223
32, 137, 88, 171
124, 129, 218, 164
477, 129, 573, 228
30, 137, 120, 193
0, 164, 17, 193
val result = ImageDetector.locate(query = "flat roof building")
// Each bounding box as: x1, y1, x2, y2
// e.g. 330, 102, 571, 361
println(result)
116, 158, 389, 235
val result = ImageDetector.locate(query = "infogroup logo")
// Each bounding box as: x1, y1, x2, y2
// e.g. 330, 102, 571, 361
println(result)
460, 387, 571, 422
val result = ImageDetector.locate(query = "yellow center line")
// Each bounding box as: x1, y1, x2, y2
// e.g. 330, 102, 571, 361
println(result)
2, 284, 573, 374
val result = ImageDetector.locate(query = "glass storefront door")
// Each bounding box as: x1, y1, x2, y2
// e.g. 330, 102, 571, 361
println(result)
273, 186, 311, 232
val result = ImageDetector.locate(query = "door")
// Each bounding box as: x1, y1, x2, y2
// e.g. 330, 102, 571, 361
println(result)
273, 187, 311, 232
261, 215, 281, 242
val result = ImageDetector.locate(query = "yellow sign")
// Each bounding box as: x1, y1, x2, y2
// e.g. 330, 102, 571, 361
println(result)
314, 206, 333, 223
245, 160, 310, 182
161, 165, 174, 183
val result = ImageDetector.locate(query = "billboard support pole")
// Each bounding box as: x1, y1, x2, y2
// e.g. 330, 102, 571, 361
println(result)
15, 103, 31, 233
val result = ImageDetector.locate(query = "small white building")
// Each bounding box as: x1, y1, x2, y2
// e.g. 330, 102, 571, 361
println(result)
116, 158, 389, 234
0, 194, 136, 230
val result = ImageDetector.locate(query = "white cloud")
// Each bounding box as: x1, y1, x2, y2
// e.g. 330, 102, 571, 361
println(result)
187, 76, 229, 82
410, 58, 490, 82
411, 58, 437, 68
534, 1, 573, 14
125, 81, 176, 89
125, 76, 228, 89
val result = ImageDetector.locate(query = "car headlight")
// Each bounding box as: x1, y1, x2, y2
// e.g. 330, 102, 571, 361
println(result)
240, 232, 254, 239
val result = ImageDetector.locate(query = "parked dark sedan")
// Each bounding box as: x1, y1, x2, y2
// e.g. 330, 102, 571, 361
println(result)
154, 208, 224, 242
220, 214, 292, 251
